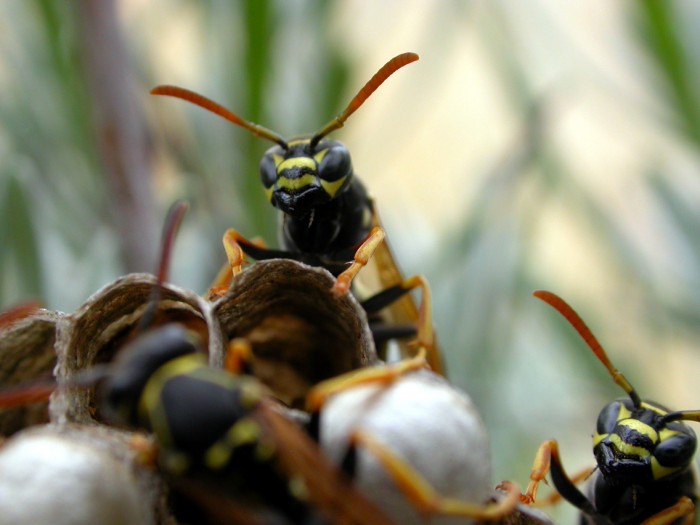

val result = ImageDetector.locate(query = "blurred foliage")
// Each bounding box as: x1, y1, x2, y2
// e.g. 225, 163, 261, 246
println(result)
2, 1, 700, 523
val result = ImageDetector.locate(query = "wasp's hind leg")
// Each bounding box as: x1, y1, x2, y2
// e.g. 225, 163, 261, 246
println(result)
305, 348, 429, 413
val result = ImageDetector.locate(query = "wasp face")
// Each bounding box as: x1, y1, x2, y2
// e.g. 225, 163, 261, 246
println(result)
259, 139, 353, 217
593, 398, 697, 483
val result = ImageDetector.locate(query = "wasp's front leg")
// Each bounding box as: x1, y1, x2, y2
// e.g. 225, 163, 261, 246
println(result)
207, 229, 267, 300
641, 497, 695, 525
332, 226, 385, 296
503, 439, 594, 507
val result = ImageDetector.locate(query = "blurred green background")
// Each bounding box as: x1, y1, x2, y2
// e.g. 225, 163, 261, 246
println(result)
2, 1, 700, 522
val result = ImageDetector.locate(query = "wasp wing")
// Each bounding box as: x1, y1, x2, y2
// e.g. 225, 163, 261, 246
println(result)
352, 206, 444, 374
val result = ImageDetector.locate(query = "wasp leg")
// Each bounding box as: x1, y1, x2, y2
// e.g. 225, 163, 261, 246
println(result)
224, 338, 253, 375
504, 439, 595, 508
332, 226, 386, 296
352, 430, 520, 520
362, 274, 440, 372
533, 466, 593, 506
503, 439, 555, 505
206, 229, 256, 300
207, 263, 234, 301
544, 440, 604, 519
640, 497, 695, 525
305, 348, 428, 412
128, 433, 159, 468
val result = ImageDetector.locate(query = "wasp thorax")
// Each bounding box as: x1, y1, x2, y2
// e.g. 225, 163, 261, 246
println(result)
260, 139, 353, 217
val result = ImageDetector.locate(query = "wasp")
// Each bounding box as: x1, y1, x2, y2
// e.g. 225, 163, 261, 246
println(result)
151, 52, 443, 373
98, 324, 395, 525
518, 290, 699, 525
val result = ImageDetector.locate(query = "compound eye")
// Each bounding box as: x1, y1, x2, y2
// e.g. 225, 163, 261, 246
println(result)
596, 400, 626, 435
317, 142, 352, 183
260, 148, 280, 189
654, 432, 696, 470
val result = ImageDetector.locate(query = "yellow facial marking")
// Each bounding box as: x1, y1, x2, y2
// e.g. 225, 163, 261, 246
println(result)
276, 174, 318, 191
617, 403, 632, 421
277, 156, 316, 174
641, 402, 668, 416
659, 428, 680, 442
619, 419, 658, 443
651, 456, 679, 480
608, 433, 651, 458
320, 176, 347, 198
271, 153, 284, 169
593, 432, 608, 447
287, 138, 310, 148
313, 148, 329, 164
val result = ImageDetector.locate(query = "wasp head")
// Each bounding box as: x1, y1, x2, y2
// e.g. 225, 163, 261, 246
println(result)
593, 398, 697, 484
259, 138, 353, 218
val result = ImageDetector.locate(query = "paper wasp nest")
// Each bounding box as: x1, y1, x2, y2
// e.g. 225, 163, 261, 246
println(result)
0, 308, 62, 435
213, 259, 377, 408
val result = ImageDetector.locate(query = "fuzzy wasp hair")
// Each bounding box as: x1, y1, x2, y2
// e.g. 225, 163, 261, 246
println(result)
151, 53, 444, 373
524, 290, 699, 525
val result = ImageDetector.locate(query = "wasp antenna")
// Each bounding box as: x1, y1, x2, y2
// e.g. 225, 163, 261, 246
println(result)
136, 200, 189, 333
0, 379, 56, 409
0, 364, 112, 409
533, 290, 642, 408
156, 200, 189, 285
310, 52, 419, 148
151, 85, 288, 148
660, 410, 700, 425
0, 301, 42, 329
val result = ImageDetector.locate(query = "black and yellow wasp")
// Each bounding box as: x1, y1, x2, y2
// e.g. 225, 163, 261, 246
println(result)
99, 324, 395, 525
520, 290, 699, 525
150, 52, 443, 374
